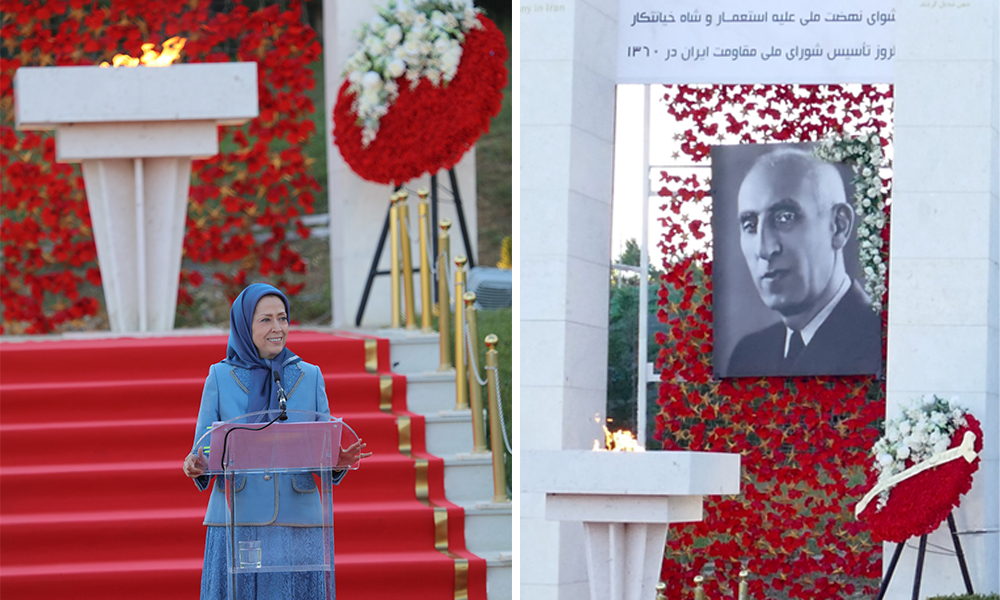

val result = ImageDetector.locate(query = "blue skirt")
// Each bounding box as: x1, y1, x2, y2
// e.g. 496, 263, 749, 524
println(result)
200, 525, 335, 600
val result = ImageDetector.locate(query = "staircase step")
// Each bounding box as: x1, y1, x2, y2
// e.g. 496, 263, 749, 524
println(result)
404, 370, 458, 414
0, 418, 194, 467
0, 332, 383, 386
484, 551, 513, 600
424, 410, 475, 456
373, 329, 442, 374
0, 371, 383, 425
0, 551, 469, 600
0, 509, 207, 567
443, 453, 496, 501
457, 501, 513, 555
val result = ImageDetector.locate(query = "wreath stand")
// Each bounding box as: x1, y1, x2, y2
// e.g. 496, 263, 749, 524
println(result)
355, 168, 476, 326
875, 513, 975, 600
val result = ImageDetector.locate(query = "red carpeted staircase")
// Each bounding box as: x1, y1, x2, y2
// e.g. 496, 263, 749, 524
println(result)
0, 331, 486, 599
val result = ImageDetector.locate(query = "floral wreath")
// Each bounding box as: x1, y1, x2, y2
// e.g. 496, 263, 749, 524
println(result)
333, 0, 508, 185
813, 131, 887, 312
856, 395, 982, 543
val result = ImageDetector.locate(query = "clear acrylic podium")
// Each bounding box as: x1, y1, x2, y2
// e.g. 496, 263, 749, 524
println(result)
192, 410, 359, 600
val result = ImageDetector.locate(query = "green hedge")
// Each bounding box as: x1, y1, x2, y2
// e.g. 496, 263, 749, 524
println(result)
928, 594, 999, 600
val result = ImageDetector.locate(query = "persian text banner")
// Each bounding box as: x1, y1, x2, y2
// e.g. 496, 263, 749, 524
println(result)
617, 0, 897, 84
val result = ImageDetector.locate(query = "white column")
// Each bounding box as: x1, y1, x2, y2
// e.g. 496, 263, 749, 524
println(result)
79, 157, 191, 332
323, 0, 478, 328
886, 0, 999, 596
520, 1, 618, 598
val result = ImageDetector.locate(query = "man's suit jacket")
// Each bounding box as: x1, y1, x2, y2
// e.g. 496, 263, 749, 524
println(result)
725, 282, 882, 378
191, 358, 345, 526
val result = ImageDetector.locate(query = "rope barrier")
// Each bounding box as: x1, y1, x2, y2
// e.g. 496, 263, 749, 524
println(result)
485, 364, 512, 455
462, 314, 489, 387
436, 249, 452, 294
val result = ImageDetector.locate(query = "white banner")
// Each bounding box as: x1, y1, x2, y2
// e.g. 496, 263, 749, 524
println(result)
617, 1, 896, 84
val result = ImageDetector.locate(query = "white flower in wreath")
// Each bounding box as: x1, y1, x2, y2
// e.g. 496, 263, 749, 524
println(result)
369, 13, 389, 33
384, 24, 403, 48
361, 70, 383, 90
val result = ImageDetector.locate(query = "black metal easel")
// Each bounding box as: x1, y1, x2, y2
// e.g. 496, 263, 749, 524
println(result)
875, 513, 974, 600
355, 167, 476, 326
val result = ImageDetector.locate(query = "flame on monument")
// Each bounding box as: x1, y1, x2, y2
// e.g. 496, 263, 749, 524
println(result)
100, 37, 187, 68
593, 425, 645, 452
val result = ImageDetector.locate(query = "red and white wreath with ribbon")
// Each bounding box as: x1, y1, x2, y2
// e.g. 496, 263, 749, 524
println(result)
856, 395, 982, 543
333, 0, 508, 185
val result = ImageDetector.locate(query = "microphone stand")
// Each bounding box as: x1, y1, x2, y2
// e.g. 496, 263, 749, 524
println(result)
273, 371, 288, 421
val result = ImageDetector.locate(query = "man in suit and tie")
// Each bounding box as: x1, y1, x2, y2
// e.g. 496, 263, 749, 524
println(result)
725, 147, 882, 377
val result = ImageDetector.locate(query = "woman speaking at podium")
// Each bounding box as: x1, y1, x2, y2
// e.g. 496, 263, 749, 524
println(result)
181, 283, 369, 599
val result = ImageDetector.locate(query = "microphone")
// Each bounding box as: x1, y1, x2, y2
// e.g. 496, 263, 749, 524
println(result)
273, 371, 288, 421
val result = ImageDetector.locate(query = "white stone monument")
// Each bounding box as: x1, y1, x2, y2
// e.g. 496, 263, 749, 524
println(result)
14, 63, 258, 332
523, 450, 741, 600
521, 0, 999, 598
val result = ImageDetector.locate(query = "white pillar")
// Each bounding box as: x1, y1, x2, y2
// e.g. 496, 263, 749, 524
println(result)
80, 157, 191, 332
886, 0, 999, 596
323, 0, 478, 329
520, 1, 618, 598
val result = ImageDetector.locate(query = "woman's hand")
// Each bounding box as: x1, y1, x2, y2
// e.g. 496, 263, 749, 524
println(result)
182, 447, 208, 478
338, 439, 372, 468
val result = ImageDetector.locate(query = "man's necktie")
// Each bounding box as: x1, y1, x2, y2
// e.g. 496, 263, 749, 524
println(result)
784, 330, 805, 368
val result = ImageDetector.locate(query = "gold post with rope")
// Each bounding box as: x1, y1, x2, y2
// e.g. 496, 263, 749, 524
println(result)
389, 192, 401, 329
437, 219, 452, 370
417, 188, 433, 332
453, 255, 468, 411
464, 291, 488, 454
485, 334, 509, 502
397, 190, 417, 330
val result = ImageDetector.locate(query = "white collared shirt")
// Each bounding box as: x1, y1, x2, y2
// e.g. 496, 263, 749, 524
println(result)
784, 274, 851, 357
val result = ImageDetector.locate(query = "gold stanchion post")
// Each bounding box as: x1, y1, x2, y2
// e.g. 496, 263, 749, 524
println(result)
655, 582, 667, 600
417, 188, 433, 332
437, 219, 452, 370
389, 192, 401, 329
693, 575, 705, 600
453, 255, 469, 410
464, 292, 488, 453
397, 190, 417, 330
485, 334, 509, 502
737, 570, 749, 600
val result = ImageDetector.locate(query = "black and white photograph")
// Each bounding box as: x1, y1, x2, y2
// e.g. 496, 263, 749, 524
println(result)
711, 142, 883, 379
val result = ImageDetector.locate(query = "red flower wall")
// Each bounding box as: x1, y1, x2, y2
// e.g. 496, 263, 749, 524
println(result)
653, 84, 893, 599
1, 0, 322, 333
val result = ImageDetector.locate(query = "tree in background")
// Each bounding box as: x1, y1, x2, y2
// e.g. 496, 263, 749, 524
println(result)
607, 238, 665, 441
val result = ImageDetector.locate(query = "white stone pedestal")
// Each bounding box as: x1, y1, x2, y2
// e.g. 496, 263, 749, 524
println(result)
523, 450, 741, 600
14, 63, 258, 332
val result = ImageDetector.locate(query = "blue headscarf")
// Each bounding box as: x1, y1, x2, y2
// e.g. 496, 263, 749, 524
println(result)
223, 283, 296, 420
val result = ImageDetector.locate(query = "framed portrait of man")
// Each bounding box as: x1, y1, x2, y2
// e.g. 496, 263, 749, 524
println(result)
711, 142, 883, 379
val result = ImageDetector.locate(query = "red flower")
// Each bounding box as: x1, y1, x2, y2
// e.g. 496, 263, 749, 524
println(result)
857, 416, 983, 543
333, 15, 508, 185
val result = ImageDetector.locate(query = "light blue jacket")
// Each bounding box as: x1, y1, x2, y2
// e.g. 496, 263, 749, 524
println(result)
191, 357, 345, 526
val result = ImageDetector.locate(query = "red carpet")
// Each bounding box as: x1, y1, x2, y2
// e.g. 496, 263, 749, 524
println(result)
0, 331, 486, 600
